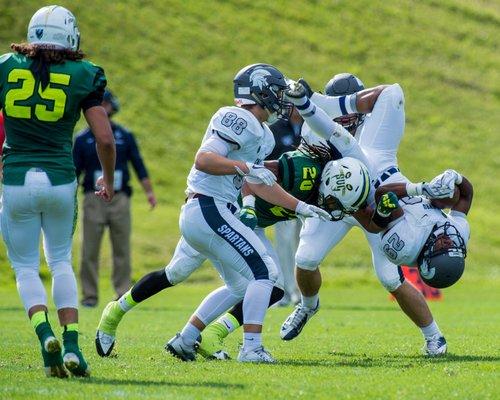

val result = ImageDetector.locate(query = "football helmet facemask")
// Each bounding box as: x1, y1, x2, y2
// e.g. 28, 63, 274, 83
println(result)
318, 157, 371, 221
27, 5, 80, 51
417, 222, 467, 288
234, 63, 292, 122
324, 73, 365, 134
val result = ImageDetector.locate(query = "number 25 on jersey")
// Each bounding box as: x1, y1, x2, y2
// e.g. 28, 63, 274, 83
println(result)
4, 68, 70, 122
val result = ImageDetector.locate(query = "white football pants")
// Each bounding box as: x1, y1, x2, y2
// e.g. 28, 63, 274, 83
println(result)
1, 170, 78, 312
295, 84, 411, 292
273, 219, 300, 299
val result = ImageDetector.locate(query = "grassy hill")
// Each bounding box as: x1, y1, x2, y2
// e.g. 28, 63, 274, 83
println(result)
0, 0, 499, 279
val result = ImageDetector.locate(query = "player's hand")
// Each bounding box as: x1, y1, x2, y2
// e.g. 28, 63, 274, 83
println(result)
235, 162, 277, 186
377, 192, 400, 217
239, 206, 258, 230
295, 201, 331, 221
95, 176, 114, 202
146, 191, 157, 209
285, 81, 308, 103
297, 78, 314, 98
424, 171, 457, 199
443, 169, 463, 185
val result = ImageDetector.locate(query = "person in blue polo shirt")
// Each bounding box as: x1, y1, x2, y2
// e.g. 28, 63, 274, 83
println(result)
73, 90, 157, 307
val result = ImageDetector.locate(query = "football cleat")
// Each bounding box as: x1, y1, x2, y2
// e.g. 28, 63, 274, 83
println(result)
165, 333, 196, 362
63, 330, 90, 377
280, 301, 319, 341
423, 335, 447, 357
237, 346, 275, 363
41, 337, 68, 378
95, 301, 124, 357
196, 327, 230, 360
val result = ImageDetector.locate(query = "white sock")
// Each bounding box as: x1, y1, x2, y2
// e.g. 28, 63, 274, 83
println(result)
180, 322, 201, 346
301, 294, 319, 309
243, 332, 262, 351
193, 286, 242, 326
421, 320, 442, 339
242, 279, 273, 325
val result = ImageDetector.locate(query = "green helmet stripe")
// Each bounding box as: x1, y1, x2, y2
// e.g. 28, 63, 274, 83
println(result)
352, 166, 370, 208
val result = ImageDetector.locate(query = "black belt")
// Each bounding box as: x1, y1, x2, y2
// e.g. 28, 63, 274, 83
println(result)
374, 167, 400, 189
186, 193, 238, 214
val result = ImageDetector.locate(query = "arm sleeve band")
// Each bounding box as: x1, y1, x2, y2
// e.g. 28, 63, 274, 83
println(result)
295, 98, 337, 140
372, 210, 393, 228
199, 135, 234, 157
309, 93, 358, 118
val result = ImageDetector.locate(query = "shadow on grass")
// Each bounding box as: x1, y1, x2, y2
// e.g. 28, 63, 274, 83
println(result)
0, 306, 25, 312
79, 377, 245, 389
319, 305, 398, 312
279, 353, 500, 368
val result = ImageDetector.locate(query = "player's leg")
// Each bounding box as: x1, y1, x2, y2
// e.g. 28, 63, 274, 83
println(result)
79, 193, 105, 307
172, 197, 278, 362
281, 218, 351, 340
365, 232, 447, 356
42, 179, 90, 376
108, 193, 132, 299
96, 236, 206, 357
274, 219, 301, 305
197, 227, 285, 359
357, 83, 405, 168
1, 179, 67, 378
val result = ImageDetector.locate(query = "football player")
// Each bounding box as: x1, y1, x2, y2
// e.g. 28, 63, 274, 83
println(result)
98, 63, 329, 363
0, 6, 115, 377
280, 77, 455, 356
373, 170, 472, 289
96, 125, 373, 361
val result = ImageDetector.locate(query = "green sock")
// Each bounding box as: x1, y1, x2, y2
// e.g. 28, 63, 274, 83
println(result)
31, 310, 48, 330
118, 289, 137, 312
213, 313, 241, 339
31, 311, 55, 347
63, 326, 80, 353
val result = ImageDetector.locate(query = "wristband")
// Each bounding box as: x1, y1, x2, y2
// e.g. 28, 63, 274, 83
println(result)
372, 210, 392, 228
346, 94, 359, 114
242, 195, 256, 208
406, 182, 422, 196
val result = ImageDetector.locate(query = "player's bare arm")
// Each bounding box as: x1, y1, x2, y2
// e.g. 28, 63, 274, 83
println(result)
84, 105, 116, 202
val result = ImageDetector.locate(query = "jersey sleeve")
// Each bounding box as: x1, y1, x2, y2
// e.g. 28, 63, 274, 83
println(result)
80, 62, 107, 111
210, 107, 259, 149
311, 92, 357, 118
448, 211, 471, 244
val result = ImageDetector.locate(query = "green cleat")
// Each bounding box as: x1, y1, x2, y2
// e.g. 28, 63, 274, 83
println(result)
95, 301, 125, 357
196, 323, 230, 360
63, 330, 90, 377
35, 321, 67, 378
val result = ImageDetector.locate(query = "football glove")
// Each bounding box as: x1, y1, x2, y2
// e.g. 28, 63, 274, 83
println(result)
297, 78, 314, 98
443, 169, 463, 185
406, 180, 454, 199
239, 206, 258, 230
235, 162, 276, 186
295, 201, 331, 221
285, 81, 308, 104
377, 192, 400, 217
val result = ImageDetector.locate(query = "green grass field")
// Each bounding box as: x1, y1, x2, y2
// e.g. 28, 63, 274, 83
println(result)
0, 0, 499, 398
0, 269, 498, 399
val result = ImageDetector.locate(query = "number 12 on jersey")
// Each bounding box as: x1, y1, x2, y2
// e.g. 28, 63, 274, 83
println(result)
4, 68, 70, 122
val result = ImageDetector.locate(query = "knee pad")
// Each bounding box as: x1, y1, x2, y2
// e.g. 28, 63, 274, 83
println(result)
261, 254, 279, 284
226, 279, 249, 299
379, 266, 405, 292
164, 258, 203, 286
49, 261, 74, 278
295, 252, 321, 271
15, 267, 47, 312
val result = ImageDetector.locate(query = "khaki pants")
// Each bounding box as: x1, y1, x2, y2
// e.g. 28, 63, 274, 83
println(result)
80, 192, 131, 303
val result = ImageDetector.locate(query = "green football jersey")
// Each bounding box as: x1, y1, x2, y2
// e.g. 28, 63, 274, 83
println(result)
256, 150, 323, 228
0, 52, 106, 185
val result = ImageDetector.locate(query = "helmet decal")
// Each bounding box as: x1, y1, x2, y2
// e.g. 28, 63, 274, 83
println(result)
250, 69, 272, 90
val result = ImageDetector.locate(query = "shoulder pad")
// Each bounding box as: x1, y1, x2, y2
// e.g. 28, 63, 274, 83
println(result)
0, 53, 14, 65
80, 60, 107, 91
211, 106, 262, 147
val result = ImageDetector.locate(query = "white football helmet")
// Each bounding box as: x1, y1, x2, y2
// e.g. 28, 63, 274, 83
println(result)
27, 5, 80, 51
318, 157, 371, 220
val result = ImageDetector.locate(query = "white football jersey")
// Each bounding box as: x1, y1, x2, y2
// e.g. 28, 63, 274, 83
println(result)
186, 106, 275, 203
380, 197, 470, 266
